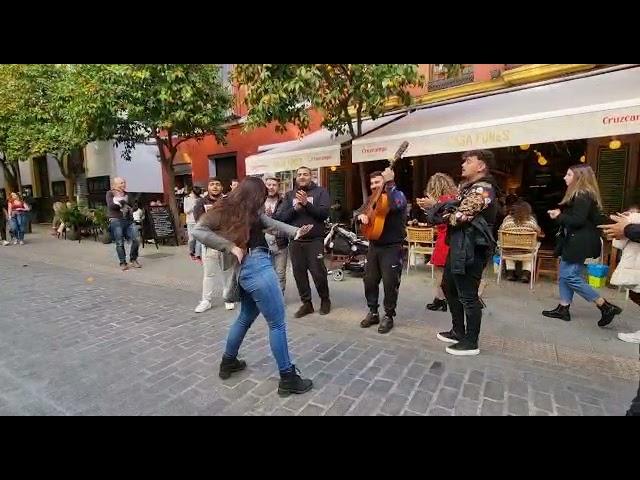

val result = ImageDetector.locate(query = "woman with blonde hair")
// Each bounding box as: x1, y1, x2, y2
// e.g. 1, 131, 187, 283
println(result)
418, 173, 458, 311
543, 164, 621, 326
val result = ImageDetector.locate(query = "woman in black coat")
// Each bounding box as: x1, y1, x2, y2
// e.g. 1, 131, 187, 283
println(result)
542, 164, 621, 326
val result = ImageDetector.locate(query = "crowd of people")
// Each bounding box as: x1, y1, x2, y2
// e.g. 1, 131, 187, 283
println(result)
23, 149, 633, 407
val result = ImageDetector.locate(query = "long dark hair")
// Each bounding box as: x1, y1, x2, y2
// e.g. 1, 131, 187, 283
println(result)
200, 177, 267, 249
511, 200, 533, 225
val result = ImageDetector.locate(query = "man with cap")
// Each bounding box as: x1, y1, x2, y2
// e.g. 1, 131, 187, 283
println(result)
421, 150, 499, 356
263, 173, 289, 293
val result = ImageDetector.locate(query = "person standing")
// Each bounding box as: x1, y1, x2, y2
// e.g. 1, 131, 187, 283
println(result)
424, 150, 499, 356
7, 192, 31, 245
542, 164, 621, 326
1, 196, 9, 246
230, 179, 239, 192
183, 186, 202, 263
356, 168, 407, 334
275, 166, 332, 318
193, 177, 314, 396
263, 173, 289, 293
106, 177, 140, 271
193, 177, 234, 313
416, 173, 458, 312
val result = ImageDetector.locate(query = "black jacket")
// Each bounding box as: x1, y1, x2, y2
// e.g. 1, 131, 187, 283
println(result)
269, 196, 290, 249
194, 194, 224, 222
424, 176, 499, 275
275, 182, 330, 240
554, 193, 604, 264
355, 182, 408, 246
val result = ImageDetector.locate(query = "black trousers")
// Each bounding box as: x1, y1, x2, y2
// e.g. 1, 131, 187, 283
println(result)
289, 238, 330, 304
0, 216, 6, 241
627, 382, 640, 416
442, 250, 488, 344
364, 243, 403, 317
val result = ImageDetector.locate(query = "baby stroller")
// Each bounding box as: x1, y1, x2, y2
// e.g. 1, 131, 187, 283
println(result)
324, 222, 369, 281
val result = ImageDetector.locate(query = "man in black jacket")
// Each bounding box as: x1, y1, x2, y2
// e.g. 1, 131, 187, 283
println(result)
357, 168, 407, 334
600, 214, 640, 416
423, 150, 498, 356
275, 166, 331, 317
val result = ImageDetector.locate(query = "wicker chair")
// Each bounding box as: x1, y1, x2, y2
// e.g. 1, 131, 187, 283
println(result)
497, 230, 540, 289
406, 227, 436, 277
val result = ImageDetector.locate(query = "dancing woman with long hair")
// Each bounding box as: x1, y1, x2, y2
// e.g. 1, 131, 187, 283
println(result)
193, 177, 314, 397
543, 164, 622, 326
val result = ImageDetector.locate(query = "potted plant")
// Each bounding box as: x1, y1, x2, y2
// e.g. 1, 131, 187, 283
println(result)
58, 204, 89, 241
92, 207, 111, 244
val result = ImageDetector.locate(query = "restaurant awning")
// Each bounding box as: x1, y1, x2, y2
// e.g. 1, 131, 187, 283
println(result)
245, 113, 405, 175
352, 66, 640, 163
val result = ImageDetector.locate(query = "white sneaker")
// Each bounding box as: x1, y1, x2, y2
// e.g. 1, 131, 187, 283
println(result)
618, 331, 640, 344
1, 241, 9, 246
12, 240, 18, 245
225, 302, 236, 311
19, 241, 24, 245
194, 300, 212, 313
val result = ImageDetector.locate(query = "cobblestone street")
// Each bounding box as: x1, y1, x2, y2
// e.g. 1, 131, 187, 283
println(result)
0, 248, 637, 416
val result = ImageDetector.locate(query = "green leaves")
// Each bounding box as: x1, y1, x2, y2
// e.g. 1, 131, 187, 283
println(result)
234, 64, 424, 138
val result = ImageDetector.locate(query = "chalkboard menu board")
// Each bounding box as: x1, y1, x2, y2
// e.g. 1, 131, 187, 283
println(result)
147, 206, 178, 245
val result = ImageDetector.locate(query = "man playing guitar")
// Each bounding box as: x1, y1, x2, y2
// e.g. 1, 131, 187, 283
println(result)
356, 168, 408, 334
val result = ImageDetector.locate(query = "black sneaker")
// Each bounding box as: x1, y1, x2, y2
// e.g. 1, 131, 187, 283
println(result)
360, 312, 380, 328
319, 298, 331, 315
219, 356, 247, 380
377, 315, 394, 334
436, 330, 462, 344
446, 339, 480, 356
597, 301, 622, 327
278, 365, 313, 397
294, 302, 314, 318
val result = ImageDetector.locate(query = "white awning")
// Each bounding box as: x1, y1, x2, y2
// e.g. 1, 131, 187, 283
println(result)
246, 113, 405, 175
353, 66, 640, 163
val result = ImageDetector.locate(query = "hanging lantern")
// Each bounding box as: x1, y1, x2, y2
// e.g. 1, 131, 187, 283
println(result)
535, 150, 548, 166
519, 144, 530, 151
580, 155, 586, 163
330, 166, 338, 172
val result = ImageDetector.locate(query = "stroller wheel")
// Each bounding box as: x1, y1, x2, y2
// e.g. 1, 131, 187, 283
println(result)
332, 269, 345, 282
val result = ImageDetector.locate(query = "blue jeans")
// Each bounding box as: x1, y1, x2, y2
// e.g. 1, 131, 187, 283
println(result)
559, 260, 600, 305
10, 213, 28, 241
186, 223, 202, 258
109, 218, 139, 265
224, 249, 293, 374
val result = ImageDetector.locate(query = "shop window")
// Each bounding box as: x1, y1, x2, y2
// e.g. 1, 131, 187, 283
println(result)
52, 181, 67, 198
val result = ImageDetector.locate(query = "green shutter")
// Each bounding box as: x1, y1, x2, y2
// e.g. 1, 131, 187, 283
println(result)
597, 146, 628, 214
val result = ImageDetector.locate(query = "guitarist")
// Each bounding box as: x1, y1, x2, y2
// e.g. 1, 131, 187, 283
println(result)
356, 168, 408, 334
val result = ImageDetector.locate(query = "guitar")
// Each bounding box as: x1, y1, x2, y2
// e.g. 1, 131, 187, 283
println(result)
361, 141, 409, 241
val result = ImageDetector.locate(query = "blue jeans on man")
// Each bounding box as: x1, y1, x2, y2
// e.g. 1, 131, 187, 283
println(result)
109, 218, 139, 266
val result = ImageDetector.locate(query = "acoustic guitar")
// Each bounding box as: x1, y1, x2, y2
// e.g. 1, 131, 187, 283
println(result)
361, 141, 409, 241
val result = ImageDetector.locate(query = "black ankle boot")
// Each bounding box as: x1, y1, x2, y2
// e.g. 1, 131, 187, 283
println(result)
319, 298, 331, 315
506, 270, 518, 281
360, 311, 380, 328
378, 315, 394, 334
426, 298, 448, 312
278, 365, 313, 397
542, 304, 571, 321
219, 356, 247, 380
597, 301, 622, 327
521, 271, 531, 284
294, 302, 314, 318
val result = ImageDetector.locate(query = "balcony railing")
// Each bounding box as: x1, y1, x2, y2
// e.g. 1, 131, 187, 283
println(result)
427, 72, 474, 91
